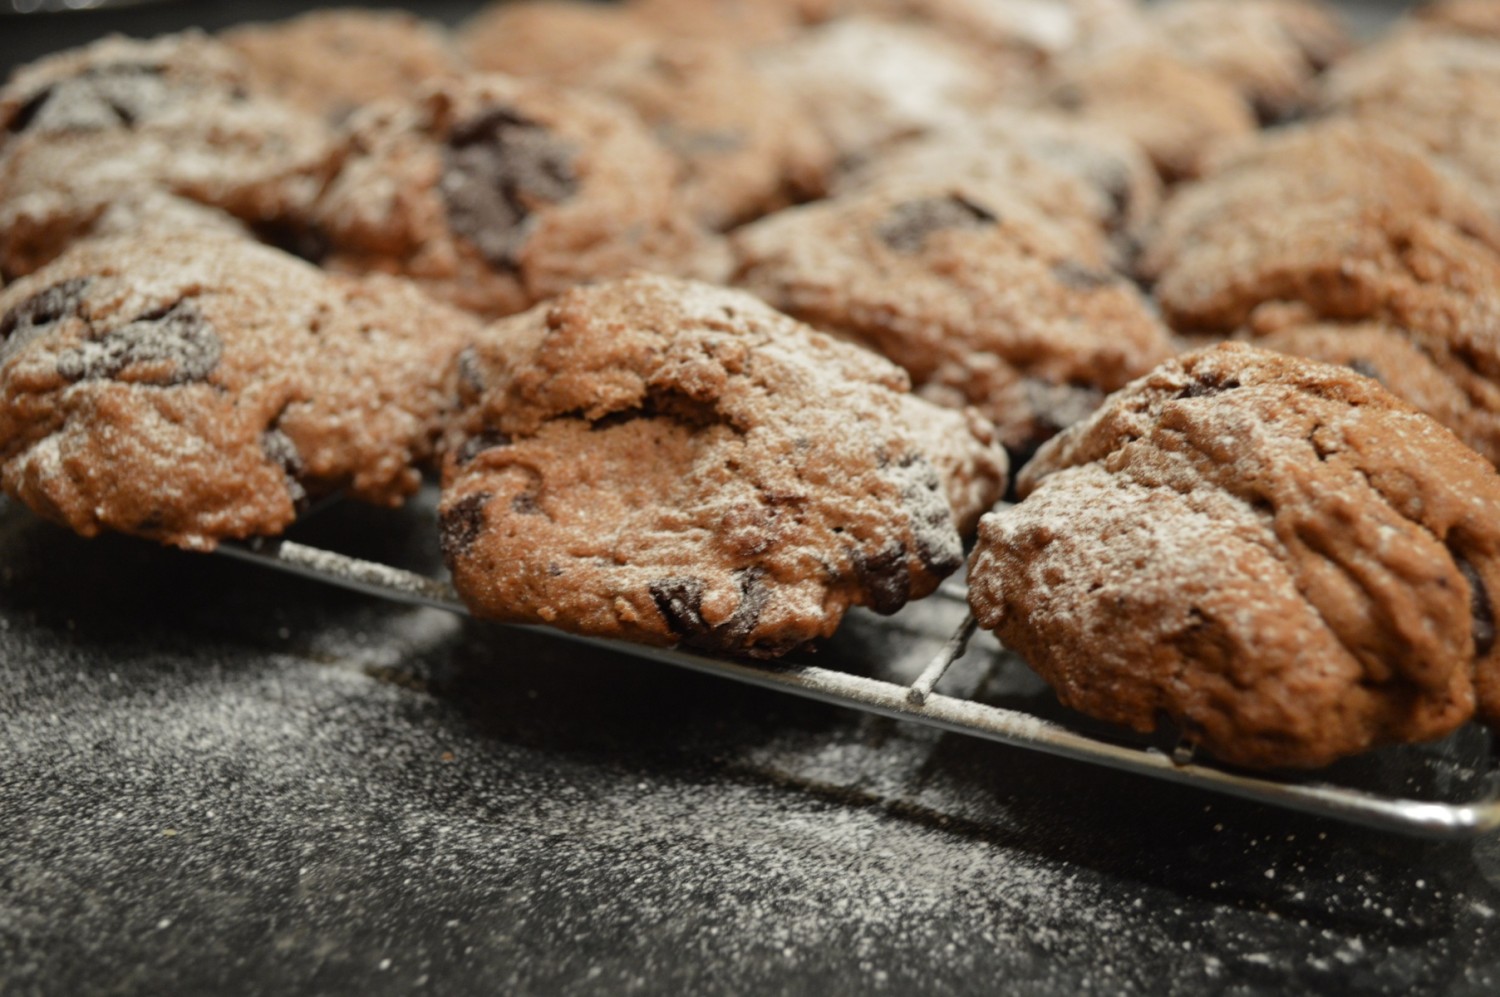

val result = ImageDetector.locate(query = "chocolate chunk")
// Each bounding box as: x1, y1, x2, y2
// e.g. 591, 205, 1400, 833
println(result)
876, 195, 998, 254
440, 491, 492, 559
261, 428, 308, 507
1051, 261, 1118, 290
650, 576, 708, 638
511, 492, 543, 515
0, 278, 90, 362
717, 568, 770, 643
1453, 549, 1497, 658
55, 300, 221, 385
11, 64, 169, 135
441, 108, 580, 269
852, 543, 911, 615
1174, 373, 1242, 400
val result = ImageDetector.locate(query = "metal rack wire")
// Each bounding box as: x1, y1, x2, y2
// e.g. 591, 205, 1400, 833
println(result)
216, 536, 1500, 841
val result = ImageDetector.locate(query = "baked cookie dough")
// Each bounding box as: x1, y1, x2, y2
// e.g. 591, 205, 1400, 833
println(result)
223, 9, 466, 122
627, 0, 836, 45
732, 181, 1172, 459
1141, 120, 1500, 333
0, 31, 337, 281
0, 231, 479, 550
1047, 46, 1257, 181
1413, 0, 1500, 39
970, 343, 1500, 769
314, 74, 726, 318
440, 274, 1008, 657
841, 107, 1163, 261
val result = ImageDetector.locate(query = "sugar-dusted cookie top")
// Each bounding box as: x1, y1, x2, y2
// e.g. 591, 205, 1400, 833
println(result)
971, 343, 1500, 769
441, 274, 1008, 657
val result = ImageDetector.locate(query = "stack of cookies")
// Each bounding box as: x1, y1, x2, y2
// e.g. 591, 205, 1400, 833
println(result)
4, 0, 1500, 769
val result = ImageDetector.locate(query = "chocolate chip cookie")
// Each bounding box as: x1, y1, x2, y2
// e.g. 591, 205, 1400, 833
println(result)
1047, 46, 1257, 181
853, 0, 1147, 61
440, 274, 1009, 657
970, 343, 1500, 769
627, 0, 837, 45
1142, 120, 1500, 334
0, 31, 337, 282
223, 10, 466, 122
0, 231, 480, 551
841, 107, 1163, 262
731, 181, 1172, 460
569, 41, 835, 230
314, 75, 727, 318
1414, 0, 1500, 39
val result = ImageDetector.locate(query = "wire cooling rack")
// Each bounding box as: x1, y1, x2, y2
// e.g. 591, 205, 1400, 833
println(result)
212, 534, 1500, 841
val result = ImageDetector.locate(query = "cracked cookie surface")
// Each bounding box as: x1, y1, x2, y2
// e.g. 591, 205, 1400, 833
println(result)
0, 231, 479, 550
969, 343, 1500, 769
440, 274, 1008, 657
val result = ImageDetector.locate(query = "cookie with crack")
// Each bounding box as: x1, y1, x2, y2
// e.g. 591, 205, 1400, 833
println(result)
0, 231, 479, 551
1141, 120, 1500, 333
1317, 32, 1500, 223
1048, 46, 1256, 181
440, 275, 1009, 657
223, 9, 466, 122
314, 75, 727, 318
732, 181, 1172, 460
1148, 0, 1351, 121
970, 343, 1500, 769
0, 31, 337, 281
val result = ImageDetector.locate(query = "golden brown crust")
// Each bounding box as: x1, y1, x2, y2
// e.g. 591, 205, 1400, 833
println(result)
0, 231, 480, 550
441, 275, 1008, 656
459, 1, 661, 83
972, 344, 1500, 769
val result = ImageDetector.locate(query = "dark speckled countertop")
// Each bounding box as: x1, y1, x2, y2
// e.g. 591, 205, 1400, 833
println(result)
6, 3, 1499, 995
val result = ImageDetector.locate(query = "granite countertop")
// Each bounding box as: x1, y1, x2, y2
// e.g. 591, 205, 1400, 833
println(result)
5, 3, 1499, 995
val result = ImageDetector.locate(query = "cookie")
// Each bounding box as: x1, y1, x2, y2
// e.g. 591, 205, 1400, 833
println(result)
841, 107, 1162, 261
570, 41, 835, 230
1142, 120, 1500, 333
440, 274, 1009, 657
970, 343, 1500, 769
223, 9, 466, 122
752, 17, 1023, 166
1148, 0, 1351, 121
0, 31, 337, 281
459, 1, 661, 83
1317, 32, 1500, 222
731, 180, 1172, 460
1047, 46, 1257, 181
313, 75, 727, 318
0, 230, 480, 551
